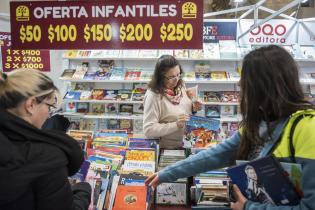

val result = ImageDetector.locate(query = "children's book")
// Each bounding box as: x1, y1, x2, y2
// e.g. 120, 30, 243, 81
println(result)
133, 119, 144, 134
125, 70, 141, 80
91, 104, 105, 114
91, 89, 105, 100
119, 119, 133, 133
112, 185, 147, 210
205, 105, 220, 118
64, 91, 81, 100
117, 90, 132, 101
119, 104, 133, 115
76, 102, 89, 113
227, 155, 301, 205
69, 160, 91, 184
104, 90, 118, 100
105, 103, 118, 114
156, 183, 187, 205
183, 116, 220, 148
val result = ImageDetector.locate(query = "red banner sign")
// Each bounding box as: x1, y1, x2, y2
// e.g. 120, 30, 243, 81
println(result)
10, 0, 203, 49
0, 32, 50, 72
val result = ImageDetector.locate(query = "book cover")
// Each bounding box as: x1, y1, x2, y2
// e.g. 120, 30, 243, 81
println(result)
112, 185, 147, 210
117, 90, 132, 101
64, 91, 81, 100
79, 91, 92, 100
220, 91, 239, 103
83, 70, 96, 80
203, 43, 220, 59
76, 102, 89, 113
190, 49, 204, 59
104, 90, 118, 100
107, 119, 120, 130
210, 71, 228, 80
205, 105, 221, 118
140, 71, 153, 81
133, 119, 144, 134
110, 67, 126, 80
69, 160, 91, 184
64, 50, 78, 58
91, 104, 105, 114
91, 89, 105, 100
119, 104, 133, 115
125, 150, 155, 162
183, 116, 220, 148
227, 155, 301, 205
105, 103, 118, 114
125, 70, 141, 80
72, 65, 88, 80
120, 119, 133, 133
204, 91, 221, 102
156, 183, 187, 205
174, 49, 189, 58
65, 102, 77, 113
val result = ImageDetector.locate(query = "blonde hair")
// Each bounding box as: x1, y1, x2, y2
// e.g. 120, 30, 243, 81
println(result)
0, 68, 58, 109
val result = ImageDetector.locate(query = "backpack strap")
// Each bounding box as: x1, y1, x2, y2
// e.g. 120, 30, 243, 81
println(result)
289, 114, 313, 163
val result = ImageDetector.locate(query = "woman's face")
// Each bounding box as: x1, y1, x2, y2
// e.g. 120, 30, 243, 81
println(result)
31, 95, 56, 128
164, 65, 181, 89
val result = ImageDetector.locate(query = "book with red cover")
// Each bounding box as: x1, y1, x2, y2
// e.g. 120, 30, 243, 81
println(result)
112, 185, 147, 210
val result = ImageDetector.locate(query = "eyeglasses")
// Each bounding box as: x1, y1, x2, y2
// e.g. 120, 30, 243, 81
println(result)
165, 73, 182, 81
43, 102, 57, 115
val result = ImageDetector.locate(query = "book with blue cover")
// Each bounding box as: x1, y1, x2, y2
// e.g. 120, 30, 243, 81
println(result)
183, 116, 220, 148
227, 155, 301, 206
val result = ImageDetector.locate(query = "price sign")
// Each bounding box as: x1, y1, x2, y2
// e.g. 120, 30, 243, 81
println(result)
10, 0, 203, 49
0, 32, 50, 72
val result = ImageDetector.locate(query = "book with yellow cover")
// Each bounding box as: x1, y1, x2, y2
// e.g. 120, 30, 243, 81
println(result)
125, 150, 155, 162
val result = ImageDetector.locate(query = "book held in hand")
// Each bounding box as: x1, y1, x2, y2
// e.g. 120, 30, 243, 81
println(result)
227, 155, 301, 206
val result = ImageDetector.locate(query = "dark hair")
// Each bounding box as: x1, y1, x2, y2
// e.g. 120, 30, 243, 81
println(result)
237, 45, 314, 159
148, 55, 184, 94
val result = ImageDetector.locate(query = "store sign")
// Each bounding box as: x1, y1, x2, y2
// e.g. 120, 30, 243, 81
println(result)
238, 19, 297, 45
10, 0, 203, 49
0, 32, 50, 72
203, 21, 237, 43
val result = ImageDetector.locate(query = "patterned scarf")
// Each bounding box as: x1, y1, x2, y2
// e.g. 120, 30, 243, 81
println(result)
164, 88, 183, 105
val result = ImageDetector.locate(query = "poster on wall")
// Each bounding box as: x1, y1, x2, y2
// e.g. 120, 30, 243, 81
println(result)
238, 19, 297, 45
10, 0, 203, 49
0, 32, 50, 72
203, 21, 237, 43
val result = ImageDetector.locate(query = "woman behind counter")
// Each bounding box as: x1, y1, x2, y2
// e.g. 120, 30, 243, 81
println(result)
143, 55, 201, 149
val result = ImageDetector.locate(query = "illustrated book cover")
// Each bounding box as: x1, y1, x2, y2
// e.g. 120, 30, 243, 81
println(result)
227, 155, 301, 205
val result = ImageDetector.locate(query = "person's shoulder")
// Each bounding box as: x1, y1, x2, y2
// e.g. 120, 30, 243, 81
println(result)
145, 89, 161, 100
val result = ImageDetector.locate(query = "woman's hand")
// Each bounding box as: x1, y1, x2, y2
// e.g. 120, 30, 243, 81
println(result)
176, 114, 190, 128
231, 184, 247, 210
192, 100, 203, 112
145, 173, 160, 189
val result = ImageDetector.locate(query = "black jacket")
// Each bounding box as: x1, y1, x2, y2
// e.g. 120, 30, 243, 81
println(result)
0, 110, 91, 210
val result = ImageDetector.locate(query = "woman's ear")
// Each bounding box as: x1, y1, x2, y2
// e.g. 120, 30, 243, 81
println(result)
24, 96, 37, 116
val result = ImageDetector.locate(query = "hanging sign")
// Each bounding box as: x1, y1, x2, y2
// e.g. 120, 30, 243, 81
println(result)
0, 32, 50, 72
238, 19, 297, 45
203, 21, 237, 43
10, 0, 203, 49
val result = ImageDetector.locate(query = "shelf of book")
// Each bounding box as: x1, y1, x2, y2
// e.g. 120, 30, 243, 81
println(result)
60, 77, 315, 85
60, 78, 240, 84
63, 56, 244, 62
61, 112, 241, 122
64, 99, 240, 106
63, 99, 143, 104
61, 113, 144, 120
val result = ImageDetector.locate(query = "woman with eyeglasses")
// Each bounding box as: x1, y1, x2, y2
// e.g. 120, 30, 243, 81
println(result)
0, 69, 91, 210
143, 55, 202, 149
